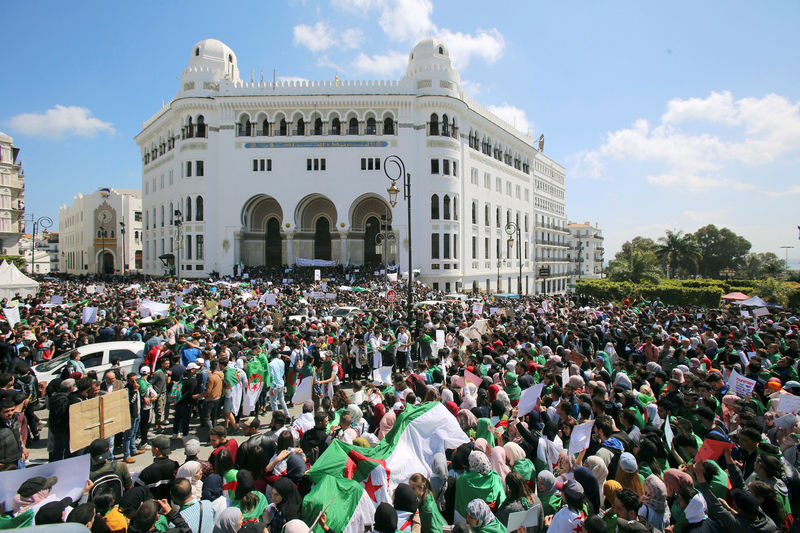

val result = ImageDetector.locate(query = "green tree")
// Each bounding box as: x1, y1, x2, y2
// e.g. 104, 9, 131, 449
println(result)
607, 250, 662, 284
614, 237, 658, 262
754, 277, 789, 306
655, 230, 701, 278
741, 252, 787, 280
694, 225, 751, 278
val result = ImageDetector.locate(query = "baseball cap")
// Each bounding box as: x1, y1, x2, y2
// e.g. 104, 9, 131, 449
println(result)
88, 438, 110, 460
17, 476, 58, 498
620, 452, 638, 473
152, 435, 171, 452
35, 498, 73, 525
556, 479, 584, 500
186, 362, 199, 370
139, 366, 151, 375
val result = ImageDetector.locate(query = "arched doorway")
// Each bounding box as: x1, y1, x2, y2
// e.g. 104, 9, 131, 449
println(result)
100, 251, 114, 274
314, 218, 332, 260
265, 217, 282, 266
364, 216, 380, 265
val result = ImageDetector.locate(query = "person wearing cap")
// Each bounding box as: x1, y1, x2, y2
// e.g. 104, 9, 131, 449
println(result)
151, 357, 171, 431
0, 397, 25, 468
173, 362, 200, 438
35, 497, 75, 526
89, 438, 134, 490
136, 435, 179, 500
13, 476, 58, 513
546, 479, 586, 533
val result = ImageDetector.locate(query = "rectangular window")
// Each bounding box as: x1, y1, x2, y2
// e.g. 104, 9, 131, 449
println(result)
185, 161, 192, 177
454, 237, 458, 259
452, 161, 457, 176
443, 159, 450, 175
320, 158, 326, 170
195, 160, 204, 176
375, 158, 380, 170
472, 236, 477, 259
361, 158, 366, 170
145, 182, 149, 194
253, 159, 258, 171
196, 235, 204, 260
260, 159, 265, 171
169, 169, 173, 185
496, 177, 501, 192
431, 233, 439, 259
431, 159, 439, 174
443, 234, 450, 259
307, 159, 312, 171
484, 173, 491, 189
314, 158, 319, 170
160, 174, 164, 189
485, 237, 489, 259
368, 158, 374, 170
267, 159, 272, 171
186, 235, 192, 260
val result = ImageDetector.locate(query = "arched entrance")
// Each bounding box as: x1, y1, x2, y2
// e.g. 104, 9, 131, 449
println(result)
99, 251, 114, 274
364, 216, 380, 265
314, 217, 332, 260
265, 217, 282, 266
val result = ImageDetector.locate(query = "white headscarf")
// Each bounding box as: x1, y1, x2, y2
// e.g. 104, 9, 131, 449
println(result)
176, 461, 203, 500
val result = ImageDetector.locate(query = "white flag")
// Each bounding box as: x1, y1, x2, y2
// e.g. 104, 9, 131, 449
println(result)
292, 375, 313, 404
3, 307, 20, 328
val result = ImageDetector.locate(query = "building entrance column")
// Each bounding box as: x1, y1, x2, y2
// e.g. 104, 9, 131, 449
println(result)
285, 231, 295, 265
340, 231, 349, 264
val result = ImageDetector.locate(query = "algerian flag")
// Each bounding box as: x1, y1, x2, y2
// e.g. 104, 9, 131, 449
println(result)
242, 372, 263, 416
302, 475, 375, 533
344, 449, 391, 506
292, 373, 313, 404
307, 402, 469, 490
454, 469, 506, 522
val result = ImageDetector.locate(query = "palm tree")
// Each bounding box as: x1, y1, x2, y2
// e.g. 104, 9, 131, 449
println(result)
656, 230, 701, 278
755, 277, 789, 307
608, 250, 662, 284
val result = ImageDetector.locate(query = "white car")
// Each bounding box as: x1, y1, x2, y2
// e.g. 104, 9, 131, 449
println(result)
34, 341, 146, 392
331, 306, 362, 322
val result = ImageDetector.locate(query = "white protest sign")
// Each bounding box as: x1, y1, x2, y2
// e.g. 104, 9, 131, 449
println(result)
160, 291, 168, 299
292, 375, 313, 404
140, 299, 170, 318
740, 310, 750, 317
265, 294, 277, 306
387, 272, 398, 282
50, 295, 64, 305
2, 307, 20, 328
310, 291, 325, 299
517, 383, 545, 417
472, 303, 483, 316
562, 368, 570, 387
325, 293, 337, 300
435, 330, 445, 350
314, 269, 321, 281
727, 369, 756, 397
246, 300, 258, 308
777, 393, 800, 414
753, 307, 770, 317
220, 299, 232, 308
86, 285, 96, 294
489, 307, 499, 315
320, 282, 328, 291
664, 416, 675, 447
507, 506, 539, 532
568, 420, 594, 456
0, 455, 90, 510
175, 295, 184, 307
82, 307, 98, 324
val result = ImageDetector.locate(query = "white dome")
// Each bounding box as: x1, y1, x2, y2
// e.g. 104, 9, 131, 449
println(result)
186, 38, 240, 82
406, 38, 454, 76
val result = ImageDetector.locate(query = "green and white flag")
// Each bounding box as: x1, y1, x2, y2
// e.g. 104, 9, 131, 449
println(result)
301, 475, 376, 533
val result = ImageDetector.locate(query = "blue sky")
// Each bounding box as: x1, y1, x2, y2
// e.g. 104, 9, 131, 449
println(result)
3, 0, 800, 266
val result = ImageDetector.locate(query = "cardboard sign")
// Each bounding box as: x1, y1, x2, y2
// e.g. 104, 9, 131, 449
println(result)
517, 383, 545, 417
568, 420, 594, 455
464, 369, 483, 387
728, 369, 756, 397
0, 455, 90, 511
435, 330, 446, 350
778, 393, 800, 414
69, 390, 132, 452
507, 506, 539, 531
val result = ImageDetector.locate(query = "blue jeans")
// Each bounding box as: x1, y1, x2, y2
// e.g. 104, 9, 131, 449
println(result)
269, 386, 289, 417
123, 416, 140, 459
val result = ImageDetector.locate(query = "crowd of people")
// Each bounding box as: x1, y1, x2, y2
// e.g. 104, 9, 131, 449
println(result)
0, 266, 798, 533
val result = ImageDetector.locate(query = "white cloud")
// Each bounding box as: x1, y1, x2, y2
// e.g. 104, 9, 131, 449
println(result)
331, 0, 382, 13
682, 208, 731, 223
574, 92, 800, 192
767, 185, 800, 197
8, 105, 114, 139
379, 0, 435, 43
293, 22, 336, 52
351, 51, 407, 77
341, 28, 364, 50
487, 103, 532, 135
460, 80, 483, 98
437, 28, 505, 69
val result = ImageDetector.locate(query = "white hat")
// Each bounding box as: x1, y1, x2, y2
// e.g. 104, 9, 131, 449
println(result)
140, 366, 151, 375
196, 358, 205, 365
186, 362, 199, 370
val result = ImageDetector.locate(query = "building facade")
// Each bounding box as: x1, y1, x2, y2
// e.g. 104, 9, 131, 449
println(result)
137, 38, 568, 293
19, 232, 58, 274
0, 132, 26, 255
567, 221, 604, 281
58, 188, 143, 275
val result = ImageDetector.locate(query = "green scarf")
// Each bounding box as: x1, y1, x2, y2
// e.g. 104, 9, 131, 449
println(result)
476, 418, 495, 447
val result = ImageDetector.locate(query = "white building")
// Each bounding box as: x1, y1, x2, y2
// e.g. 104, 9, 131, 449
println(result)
0, 132, 26, 256
567, 221, 604, 281
18, 232, 57, 274
136, 38, 568, 294
58, 188, 143, 275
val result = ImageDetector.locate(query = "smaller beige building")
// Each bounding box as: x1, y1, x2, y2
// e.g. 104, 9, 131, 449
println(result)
0, 132, 26, 255
58, 188, 143, 275
567, 221, 604, 281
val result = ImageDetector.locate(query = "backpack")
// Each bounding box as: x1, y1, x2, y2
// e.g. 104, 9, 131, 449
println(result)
90, 473, 124, 503
168, 380, 183, 405
336, 362, 344, 381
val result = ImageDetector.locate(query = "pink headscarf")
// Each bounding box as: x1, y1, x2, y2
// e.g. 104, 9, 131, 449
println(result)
475, 438, 492, 457
491, 446, 511, 484
377, 409, 396, 439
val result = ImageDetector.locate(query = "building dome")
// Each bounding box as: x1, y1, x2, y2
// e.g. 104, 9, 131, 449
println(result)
405, 38, 455, 76
185, 38, 240, 83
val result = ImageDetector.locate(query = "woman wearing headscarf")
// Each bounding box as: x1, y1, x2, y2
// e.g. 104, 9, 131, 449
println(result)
373, 502, 398, 533
429, 453, 450, 511
212, 508, 242, 533
445, 401, 459, 417
585, 456, 609, 506
491, 446, 511, 486
202, 474, 230, 517
409, 473, 446, 533
234, 471, 269, 524
457, 409, 478, 438
266, 477, 302, 533
638, 474, 670, 531
496, 472, 542, 533
555, 450, 577, 483
176, 461, 204, 501
615, 452, 644, 495
645, 403, 663, 429
454, 451, 506, 521
503, 442, 534, 485
476, 418, 496, 447
372, 402, 386, 432
347, 404, 369, 436
467, 498, 507, 533
393, 482, 422, 532
377, 404, 397, 439
602, 480, 623, 533
461, 383, 478, 410
663, 468, 696, 533
573, 466, 600, 515
537, 470, 562, 518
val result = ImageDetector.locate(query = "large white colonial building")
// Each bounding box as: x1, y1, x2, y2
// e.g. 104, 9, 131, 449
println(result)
567, 221, 604, 281
137, 38, 568, 294
0, 132, 26, 255
58, 188, 142, 275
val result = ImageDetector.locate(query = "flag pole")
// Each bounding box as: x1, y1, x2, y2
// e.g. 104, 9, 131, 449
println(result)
309, 495, 337, 530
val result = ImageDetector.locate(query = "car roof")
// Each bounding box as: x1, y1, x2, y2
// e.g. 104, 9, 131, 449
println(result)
76, 341, 145, 354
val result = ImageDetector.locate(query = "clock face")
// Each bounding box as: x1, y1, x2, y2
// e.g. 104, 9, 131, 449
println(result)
98, 209, 112, 223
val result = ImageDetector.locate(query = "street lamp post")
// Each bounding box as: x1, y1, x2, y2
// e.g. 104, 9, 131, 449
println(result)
375, 222, 396, 282
497, 255, 503, 293
100, 225, 107, 274
119, 218, 126, 277
780, 246, 794, 268
505, 222, 522, 295
384, 155, 412, 323
22, 214, 53, 275
174, 209, 183, 281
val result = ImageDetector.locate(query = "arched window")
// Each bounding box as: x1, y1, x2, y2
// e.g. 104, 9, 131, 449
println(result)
331, 117, 341, 135
195, 196, 204, 221
442, 114, 449, 136
237, 115, 251, 137
186, 197, 192, 221
438, 46, 444, 54
314, 118, 323, 135
296, 117, 305, 135
383, 117, 394, 135
443, 195, 451, 220
348, 117, 358, 135
195, 47, 200, 56
471, 202, 477, 224
431, 194, 439, 219
277, 119, 286, 136
365, 117, 376, 135
429, 113, 439, 135
196, 115, 206, 137
261, 118, 269, 136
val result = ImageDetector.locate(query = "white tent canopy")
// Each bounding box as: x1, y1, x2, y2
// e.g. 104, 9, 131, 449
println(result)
0, 260, 39, 300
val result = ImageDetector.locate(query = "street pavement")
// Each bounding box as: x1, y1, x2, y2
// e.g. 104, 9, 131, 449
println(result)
28, 399, 308, 473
